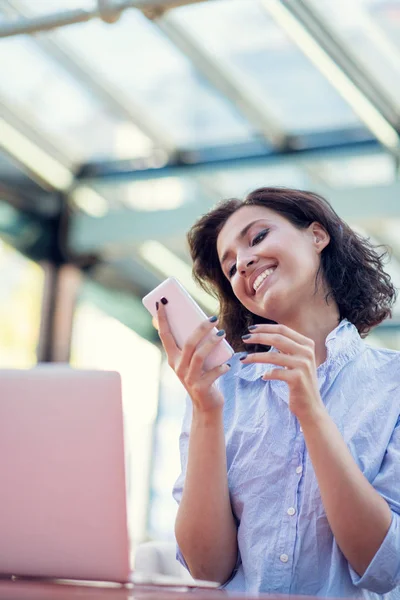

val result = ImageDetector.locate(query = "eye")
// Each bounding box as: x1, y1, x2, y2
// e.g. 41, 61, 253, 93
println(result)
251, 228, 269, 246
228, 263, 237, 278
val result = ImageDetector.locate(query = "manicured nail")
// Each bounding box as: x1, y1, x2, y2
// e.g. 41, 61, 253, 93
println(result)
248, 325, 258, 331
239, 353, 248, 361
209, 315, 218, 323
242, 334, 252, 340
156, 302, 159, 311
216, 329, 225, 337
161, 297, 168, 305
226, 363, 231, 368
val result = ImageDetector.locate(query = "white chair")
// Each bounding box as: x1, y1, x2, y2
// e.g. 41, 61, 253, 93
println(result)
134, 541, 194, 582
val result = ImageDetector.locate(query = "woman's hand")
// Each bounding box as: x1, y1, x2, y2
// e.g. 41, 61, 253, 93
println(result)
240, 323, 325, 422
156, 299, 231, 413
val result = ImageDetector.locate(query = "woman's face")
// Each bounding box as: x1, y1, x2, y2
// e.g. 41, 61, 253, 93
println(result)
216, 205, 329, 322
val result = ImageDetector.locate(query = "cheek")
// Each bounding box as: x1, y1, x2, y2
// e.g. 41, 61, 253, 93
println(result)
231, 277, 245, 299
231, 278, 253, 308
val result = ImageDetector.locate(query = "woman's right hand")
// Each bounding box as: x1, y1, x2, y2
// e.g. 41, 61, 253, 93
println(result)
156, 300, 230, 413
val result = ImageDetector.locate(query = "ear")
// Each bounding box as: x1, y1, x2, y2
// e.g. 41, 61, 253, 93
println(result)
309, 222, 330, 253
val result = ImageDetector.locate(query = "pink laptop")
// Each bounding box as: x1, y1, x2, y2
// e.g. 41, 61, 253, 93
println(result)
0, 365, 130, 582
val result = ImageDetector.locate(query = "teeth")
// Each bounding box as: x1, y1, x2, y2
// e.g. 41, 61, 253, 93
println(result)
253, 267, 276, 292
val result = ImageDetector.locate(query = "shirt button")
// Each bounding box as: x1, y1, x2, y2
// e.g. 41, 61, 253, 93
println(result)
296, 466, 303, 474
299, 426, 303, 433
287, 507, 296, 516
280, 554, 289, 563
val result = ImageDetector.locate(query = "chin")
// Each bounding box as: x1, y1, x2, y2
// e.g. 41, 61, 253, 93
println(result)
256, 292, 286, 322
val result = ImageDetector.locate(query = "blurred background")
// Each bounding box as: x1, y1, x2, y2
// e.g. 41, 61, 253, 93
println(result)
1, 0, 400, 558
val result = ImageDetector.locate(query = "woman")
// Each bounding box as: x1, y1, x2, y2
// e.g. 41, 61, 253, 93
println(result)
156, 187, 400, 598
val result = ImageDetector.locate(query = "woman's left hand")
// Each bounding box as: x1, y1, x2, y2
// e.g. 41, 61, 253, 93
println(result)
240, 323, 325, 422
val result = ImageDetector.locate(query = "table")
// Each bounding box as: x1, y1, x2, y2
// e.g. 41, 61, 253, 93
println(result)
0, 579, 316, 600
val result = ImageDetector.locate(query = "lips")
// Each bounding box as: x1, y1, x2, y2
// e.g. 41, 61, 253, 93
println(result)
249, 264, 277, 296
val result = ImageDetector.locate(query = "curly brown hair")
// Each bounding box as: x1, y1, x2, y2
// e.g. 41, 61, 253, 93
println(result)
187, 187, 397, 352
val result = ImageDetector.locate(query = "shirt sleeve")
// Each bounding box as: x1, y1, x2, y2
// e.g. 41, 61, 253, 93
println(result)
348, 416, 400, 593
171, 387, 241, 582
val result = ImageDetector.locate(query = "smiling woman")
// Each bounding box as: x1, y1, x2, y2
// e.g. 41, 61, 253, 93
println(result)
187, 187, 396, 352
155, 187, 400, 598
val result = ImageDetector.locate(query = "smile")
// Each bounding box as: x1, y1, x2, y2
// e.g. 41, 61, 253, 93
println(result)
253, 267, 276, 293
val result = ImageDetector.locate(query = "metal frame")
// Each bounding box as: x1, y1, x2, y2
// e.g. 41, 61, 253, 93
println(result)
0, 180, 60, 218
153, 11, 289, 148
69, 179, 400, 256
260, 0, 400, 155
0, 98, 73, 170
280, 0, 400, 127
1, 0, 178, 155
0, 115, 74, 192
0, 0, 207, 38
76, 137, 384, 183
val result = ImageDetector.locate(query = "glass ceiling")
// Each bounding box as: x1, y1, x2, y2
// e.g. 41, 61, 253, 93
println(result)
1, 0, 399, 328
172, 0, 362, 133
52, 9, 258, 149
2, 0, 396, 162
0, 34, 153, 163
307, 0, 400, 112
14, 0, 97, 13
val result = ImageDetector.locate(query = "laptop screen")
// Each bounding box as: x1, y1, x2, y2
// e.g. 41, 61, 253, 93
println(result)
0, 365, 130, 582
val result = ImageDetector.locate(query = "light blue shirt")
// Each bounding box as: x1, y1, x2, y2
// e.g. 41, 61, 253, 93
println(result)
173, 320, 400, 598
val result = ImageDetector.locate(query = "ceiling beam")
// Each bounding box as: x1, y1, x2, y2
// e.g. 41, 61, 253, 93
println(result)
69, 200, 210, 253
69, 180, 400, 254
77, 137, 386, 183
0, 0, 207, 38
260, 0, 400, 155
1, 0, 177, 155
0, 115, 74, 192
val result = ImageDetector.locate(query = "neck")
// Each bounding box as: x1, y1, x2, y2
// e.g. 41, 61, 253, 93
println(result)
278, 300, 341, 368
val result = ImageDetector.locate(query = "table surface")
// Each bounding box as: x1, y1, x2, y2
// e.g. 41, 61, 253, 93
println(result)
0, 578, 330, 600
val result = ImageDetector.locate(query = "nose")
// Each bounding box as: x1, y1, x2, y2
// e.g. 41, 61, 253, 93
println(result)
237, 254, 257, 276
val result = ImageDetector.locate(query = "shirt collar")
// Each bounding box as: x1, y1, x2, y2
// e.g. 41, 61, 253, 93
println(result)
236, 319, 365, 383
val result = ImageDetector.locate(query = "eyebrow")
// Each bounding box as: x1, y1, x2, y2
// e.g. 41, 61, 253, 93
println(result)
220, 219, 266, 266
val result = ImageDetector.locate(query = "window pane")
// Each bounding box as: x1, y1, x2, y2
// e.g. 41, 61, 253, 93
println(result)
306, 153, 396, 188
0, 36, 152, 162
0, 240, 44, 367
8, 0, 96, 16
148, 360, 186, 541
307, 0, 400, 110
172, 0, 362, 134
49, 10, 257, 148
70, 293, 161, 549
204, 164, 312, 198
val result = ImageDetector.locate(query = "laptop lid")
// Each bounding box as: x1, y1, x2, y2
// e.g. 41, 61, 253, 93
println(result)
0, 365, 130, 582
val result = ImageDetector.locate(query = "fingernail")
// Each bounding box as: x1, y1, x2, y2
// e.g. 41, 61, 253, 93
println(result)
226, 363, 231, 368
156, 302, 159, 311
242, 334, 252, 340
216, 329, 225, 337
209, 316, 218, 323
248, 325, 258, 331
161, 297, 168, 305
239, 353, 248, 361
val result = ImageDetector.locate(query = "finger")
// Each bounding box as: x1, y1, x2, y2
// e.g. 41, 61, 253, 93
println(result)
179, 315, 221, 370
240, 351, 298, 370
247, 323, 314, 348
200, 361, 232, 386
242, 332, 304, 355
152, 316, 159, 331
262, 368, 292, 383
184, 329, 227, 377
156, 300, 180, 359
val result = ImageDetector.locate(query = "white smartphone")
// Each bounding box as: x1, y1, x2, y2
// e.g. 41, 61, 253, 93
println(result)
142, 277, 234, 371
